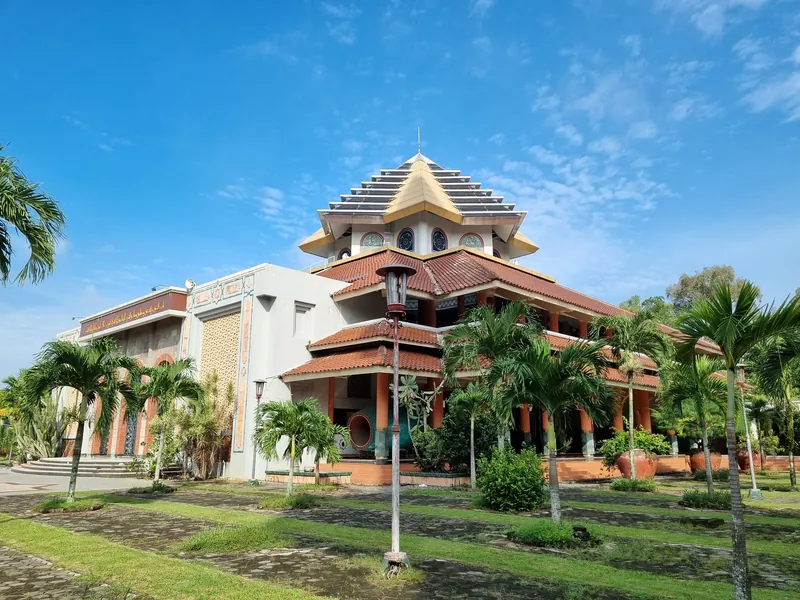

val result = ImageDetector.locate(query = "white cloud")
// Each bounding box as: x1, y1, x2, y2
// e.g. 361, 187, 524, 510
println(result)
628, 120, 659, 140
321, 3, 361, 45
588, 137, 624, 159
470, 0, 494, 18
488, 133, 505, 146
554, 123, 584, 146
665, 60, 714, 91
654, 0, 770, 38
734, 42, 800, 121
342, 139, 367, 153
321, 2, 361, 19
528, 145, 566, 166
571, 68, 650, 125
473, 36, 492, 54
531, 85, 560, 112
734, 37, 773, 73
621, 34, 643, 57
669, 96, 721, 121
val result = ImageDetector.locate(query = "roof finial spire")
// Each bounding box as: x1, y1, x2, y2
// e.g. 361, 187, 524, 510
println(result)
417, 126, 421, 154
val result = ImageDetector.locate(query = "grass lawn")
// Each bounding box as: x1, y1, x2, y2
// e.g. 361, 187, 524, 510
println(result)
33, 497, 105, 513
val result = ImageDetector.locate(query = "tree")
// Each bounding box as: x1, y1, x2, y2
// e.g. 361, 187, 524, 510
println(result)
446, 382, 491, 488
0, 145, 66, 285
677, 281, 800, 600
496, 339, 615, 523
666, 265, 750, 312
620, 295, 676, 326
138, 359, 204, 483
750, 330, 800, 488
657, 356, 727, 494
253, 398, 330, 496
442, 301, 542, 447
27, 338, 138, 501
592, 312, 671, 480
307, 418, 350, 486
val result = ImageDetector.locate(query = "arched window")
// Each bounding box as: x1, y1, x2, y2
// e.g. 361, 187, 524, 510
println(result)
397, 228, 414, 251
338, 248, 351, 260
431, 229, 447, 252
493, 249, 502, 259
459, 233, 484, 250
360, 232, 384, 248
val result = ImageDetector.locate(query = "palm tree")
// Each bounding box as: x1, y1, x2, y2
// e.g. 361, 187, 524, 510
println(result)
750, 330, 800, 488
677, 281, 800, 600
592, 311, 671, 480
447, 382, 491, 488
308, 418, 350, 486
443, 301, 542, 447
497, 339, 615, 523
137, 359, 204, 483
0, 145, 66, 285
27, 338, 138, 501
253, 398, 329, 496
658, 356, 727, 494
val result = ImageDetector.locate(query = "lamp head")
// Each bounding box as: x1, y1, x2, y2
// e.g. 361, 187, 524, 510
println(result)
375, 263, 417, 315
253, 378, 267, 399
184, 278, 196, 292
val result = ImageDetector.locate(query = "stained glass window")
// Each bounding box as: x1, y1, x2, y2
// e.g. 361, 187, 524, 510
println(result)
361, 233, 384, 248
431, 229, 447, 252
493, 249, 502, 259
460, 233, 483, 249
338, 248, 351, 260
397, 229, 414, 251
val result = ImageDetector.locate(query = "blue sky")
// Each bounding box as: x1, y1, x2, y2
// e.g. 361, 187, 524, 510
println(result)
2, 0, 799, 376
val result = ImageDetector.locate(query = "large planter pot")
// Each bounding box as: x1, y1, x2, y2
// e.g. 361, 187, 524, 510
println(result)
616, 449, 658, 479
688, 451, 722, 473
736, 450, 761, 472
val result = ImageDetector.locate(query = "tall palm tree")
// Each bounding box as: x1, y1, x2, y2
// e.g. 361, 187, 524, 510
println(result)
592, 311, 671, 480
443, 301, 542, 447
658, 356, 727, 494
447, 382, 491, 488
497, 339, 615, 523
253, 398, 330, 496
308, 419, 350, 486
0, 146, 66, 285
750, 330, 800, 488
137, 358, 204, 483
677, 281, 800, 600
27, 338, 138, 501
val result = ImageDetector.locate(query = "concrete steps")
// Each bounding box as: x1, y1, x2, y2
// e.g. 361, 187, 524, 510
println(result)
10, 456, 140, 478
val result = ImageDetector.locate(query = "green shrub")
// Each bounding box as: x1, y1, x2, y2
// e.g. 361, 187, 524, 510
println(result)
296, 484, 339, 494
33, 498, 104, 514
692, 469, 729, 482
411, 410, 498, 473
411, 428, 445, 472
476, 446, 547, 512
128, 481, 175, 494
257, 493, 320, 510
507, 520, 602, 548
610, 477, 658, 492
679, 489, 732, 510
599, 427, 672, 468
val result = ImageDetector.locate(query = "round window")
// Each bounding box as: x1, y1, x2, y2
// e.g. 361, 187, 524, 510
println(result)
361, 233, 384, 248
338, 248, 351, 260
460, 234, 483, 249
397, 229, 414, 251
431, 230, 447, 252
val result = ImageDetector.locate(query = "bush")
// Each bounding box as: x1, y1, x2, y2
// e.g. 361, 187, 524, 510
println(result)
610, 477, 658, 492
411, 410, 498, 473
128, 481, 175, 494
411, 428, 445, 472
34, 498, 104, 514
599, 427, 672, 468
693, 469, 729, 482
679, 489, 732, 510
257, 493, 320, 510
507, 520, 602, 548
476, 446, 547, 512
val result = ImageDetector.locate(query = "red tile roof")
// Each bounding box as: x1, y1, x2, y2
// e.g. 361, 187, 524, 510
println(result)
309, 321, 438, 349
317, 250, 437, 295
282, 346, 442, 379
604, 367, 660, 390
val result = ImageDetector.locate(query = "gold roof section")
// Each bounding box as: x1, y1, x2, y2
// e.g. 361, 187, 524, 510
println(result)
383, 160, 463, 224
508, 231, 539, 254
298, 227, 335, 253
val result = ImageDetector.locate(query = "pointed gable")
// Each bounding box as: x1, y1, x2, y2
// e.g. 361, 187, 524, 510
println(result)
383, 160, 463, 224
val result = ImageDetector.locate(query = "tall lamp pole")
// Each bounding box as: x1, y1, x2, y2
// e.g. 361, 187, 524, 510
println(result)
376, 263, 416, 577
249, 378, 267, 484
737, 366, 762, 499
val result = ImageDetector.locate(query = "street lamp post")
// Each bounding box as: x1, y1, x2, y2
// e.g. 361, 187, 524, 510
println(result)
249, 378, 267, 484
375, 263, 416, 577
737, 366, 762, 499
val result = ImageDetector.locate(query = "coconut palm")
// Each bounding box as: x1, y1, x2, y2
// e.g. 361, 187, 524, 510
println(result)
496, 339, 615, 523
677, 281, 800, 600
0, 146, 66, 285
447, 382, 491, 488
137, 358, 204, 483
253, 398, 330, 496
307, 418, 350, 486
658, 356, 727, 494
749, 329, 800, 488
592, 311, 671, 480
27, 338, 138, 501
443, 301, 542, 447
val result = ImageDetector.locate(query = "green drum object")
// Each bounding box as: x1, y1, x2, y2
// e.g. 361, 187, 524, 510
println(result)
347, 407, 416, 451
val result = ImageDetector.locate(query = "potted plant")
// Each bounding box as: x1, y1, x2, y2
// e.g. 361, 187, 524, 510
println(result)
600, 427, 671, 479
736, 438, 763, 472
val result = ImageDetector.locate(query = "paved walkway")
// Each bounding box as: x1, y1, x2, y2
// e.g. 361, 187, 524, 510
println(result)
0, 467, 149, 496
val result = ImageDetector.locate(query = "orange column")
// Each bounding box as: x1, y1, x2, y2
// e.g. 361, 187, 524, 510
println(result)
115, 401, 129, 456
579, 406, 593, 433
476, 291, 488, 306
580, 406, 595, 457
431, 379, 444, 428
421, 300, 437, 327
635, 390, 652, 432
375, 373, 389, 463
90, 397, 102, 455
327, 377, 336, 422
542, 411, 551, 455
579, 321, 589, 339
613, 396, 624, 431
457, 296, 466, 320
549, 312, 560, 333
144, 398, 156, 451
520, 404, 532, 443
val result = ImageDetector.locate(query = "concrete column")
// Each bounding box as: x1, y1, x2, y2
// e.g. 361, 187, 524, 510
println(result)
520, 404, 532, 444
542, 411, 551, 455
327, 377, 336, 422
635, 390, 652, 432
613, 397, 624, 431
375, 373, 389, 464
431, 381, 444, 428
579, 406, 595, 457
457, 296, 466, 320
579, 320, 589, 339
549, 312, 560, 333
667, 430, 679, 455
